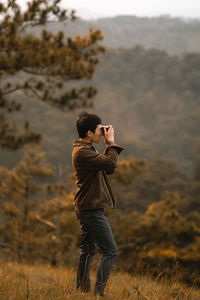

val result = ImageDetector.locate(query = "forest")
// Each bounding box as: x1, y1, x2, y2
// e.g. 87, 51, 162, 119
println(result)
1, 46, 200, 174
0, 0, 200, 290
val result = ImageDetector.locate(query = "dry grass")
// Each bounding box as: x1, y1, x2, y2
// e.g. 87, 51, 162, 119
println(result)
0, 260, 200, 299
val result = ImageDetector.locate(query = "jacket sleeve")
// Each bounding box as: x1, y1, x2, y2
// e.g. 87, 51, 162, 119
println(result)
74, 144, 123, 173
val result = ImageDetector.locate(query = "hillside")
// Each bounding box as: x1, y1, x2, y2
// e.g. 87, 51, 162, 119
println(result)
1, 261, 200, 299
1, 15, 200, 174
1, 46, 199, 175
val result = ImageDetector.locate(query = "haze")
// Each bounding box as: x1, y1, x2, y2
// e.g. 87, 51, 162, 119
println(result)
17, 0, 200, 20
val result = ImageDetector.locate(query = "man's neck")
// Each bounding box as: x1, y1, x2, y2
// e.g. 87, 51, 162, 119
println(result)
79, 137, 92, 144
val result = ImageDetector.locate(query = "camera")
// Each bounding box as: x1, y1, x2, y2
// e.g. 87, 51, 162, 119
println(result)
101, 125, 109, 134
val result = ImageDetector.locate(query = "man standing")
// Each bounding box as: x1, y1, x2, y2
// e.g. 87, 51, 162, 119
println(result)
72, 112, 123, 296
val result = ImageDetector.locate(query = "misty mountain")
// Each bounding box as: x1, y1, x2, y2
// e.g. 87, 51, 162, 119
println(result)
31, 15, 200, 54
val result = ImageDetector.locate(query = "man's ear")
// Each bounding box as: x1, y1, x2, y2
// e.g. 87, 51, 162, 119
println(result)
87, 130, 92, 137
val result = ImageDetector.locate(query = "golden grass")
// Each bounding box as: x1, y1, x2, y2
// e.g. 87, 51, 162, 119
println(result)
0, 260, 200, 299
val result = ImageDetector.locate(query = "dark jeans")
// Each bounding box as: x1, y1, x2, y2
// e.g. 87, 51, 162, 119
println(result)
76, 208, 118, 296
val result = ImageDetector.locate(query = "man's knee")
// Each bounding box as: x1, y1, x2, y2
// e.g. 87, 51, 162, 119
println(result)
103, 245, 118, 258
80, 244, 96, 256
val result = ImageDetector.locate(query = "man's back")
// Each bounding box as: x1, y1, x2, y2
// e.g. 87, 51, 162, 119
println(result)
72, 140, 123, 210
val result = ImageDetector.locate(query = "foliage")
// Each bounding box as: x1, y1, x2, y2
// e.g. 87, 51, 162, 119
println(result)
0, 0, 105, 150
110, 158, 190, 213
0, 145, 79, 264
110, 157, 146, 185
0, 144, 53, 261
106, 157, 200, 285
0, 147, 200, 284
108, 191, 200, 285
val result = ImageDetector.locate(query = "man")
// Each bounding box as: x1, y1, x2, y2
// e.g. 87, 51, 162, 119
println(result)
72, 112, 123, 296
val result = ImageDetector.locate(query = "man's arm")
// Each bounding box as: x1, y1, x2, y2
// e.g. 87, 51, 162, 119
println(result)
73, 144, 123, 173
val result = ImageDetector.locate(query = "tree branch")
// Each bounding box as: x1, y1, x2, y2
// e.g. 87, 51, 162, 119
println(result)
2, 86, 26, 96
22, 68, 45, 76
35, 214, 56, 229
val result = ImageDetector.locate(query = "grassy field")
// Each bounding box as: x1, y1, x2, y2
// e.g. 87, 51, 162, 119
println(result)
0, 260, 200, 299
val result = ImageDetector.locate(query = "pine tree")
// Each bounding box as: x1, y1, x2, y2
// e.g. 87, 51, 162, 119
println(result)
38, 166, 79, 265
110, 157, 146, 185
0, 146, 79, 264
0, 144, 54, 262
0, 0, 105, 150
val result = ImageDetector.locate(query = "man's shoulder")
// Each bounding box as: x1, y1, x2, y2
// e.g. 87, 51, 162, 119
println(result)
72, 141, 95, 159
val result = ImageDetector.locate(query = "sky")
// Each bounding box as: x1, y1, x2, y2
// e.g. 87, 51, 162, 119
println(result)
17, 0, 200, 20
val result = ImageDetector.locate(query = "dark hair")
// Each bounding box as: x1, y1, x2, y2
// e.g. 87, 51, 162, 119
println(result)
76, 112, 101, 138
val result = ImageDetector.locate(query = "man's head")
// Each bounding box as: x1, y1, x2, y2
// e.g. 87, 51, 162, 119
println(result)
76, 112, 102, 143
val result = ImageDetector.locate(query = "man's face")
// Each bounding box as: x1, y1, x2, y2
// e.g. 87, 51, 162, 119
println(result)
88, 124, 103, 144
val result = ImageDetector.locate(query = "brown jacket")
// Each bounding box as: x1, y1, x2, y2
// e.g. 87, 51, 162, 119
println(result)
72, 140, 123, 211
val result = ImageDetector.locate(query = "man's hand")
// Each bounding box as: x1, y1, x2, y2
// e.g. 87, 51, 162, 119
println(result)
103, 125, 115, 145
